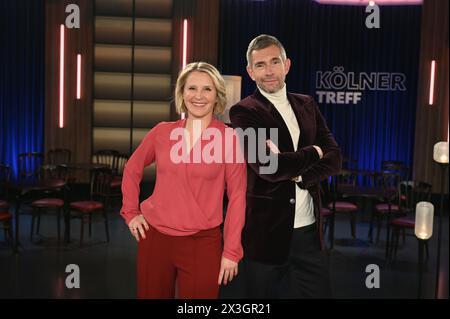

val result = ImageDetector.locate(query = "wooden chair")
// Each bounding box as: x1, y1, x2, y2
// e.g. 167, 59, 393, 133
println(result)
109, 153, 128, 204
18, 152, 44, 181
93, 150, 119, 169
47, 148, 71, 165
93, 150, 128, 211
327, 170, 359, 247
29, 165, 68, 242
381, 160, 409, 181
388, 181, 432, 259
371, 171, 404, 243
68, 168, 112, 246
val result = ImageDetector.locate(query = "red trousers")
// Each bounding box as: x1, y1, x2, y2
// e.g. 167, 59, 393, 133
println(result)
137, 224, 222, 299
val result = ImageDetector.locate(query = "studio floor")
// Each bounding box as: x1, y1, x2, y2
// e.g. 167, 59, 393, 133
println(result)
0, 198, 448, 299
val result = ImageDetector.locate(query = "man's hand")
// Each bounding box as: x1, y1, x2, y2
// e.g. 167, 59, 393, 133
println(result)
313, 145, 323, 159
266, 139, 280, 154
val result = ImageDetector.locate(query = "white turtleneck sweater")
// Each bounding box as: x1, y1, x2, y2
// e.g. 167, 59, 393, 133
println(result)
259, 85, 315, 228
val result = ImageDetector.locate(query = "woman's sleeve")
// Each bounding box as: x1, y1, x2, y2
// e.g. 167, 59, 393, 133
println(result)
120, 123, 161, 225
222, 131, 247, 263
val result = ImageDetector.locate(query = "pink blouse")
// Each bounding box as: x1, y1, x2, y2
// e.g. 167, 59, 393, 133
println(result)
120, 118, 247, 262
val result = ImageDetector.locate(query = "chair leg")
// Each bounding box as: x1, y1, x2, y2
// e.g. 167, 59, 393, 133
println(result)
350, 212, 356, 239
385, 221, 392, 259
103, 210, 110, 242
376, 213, 382, 244
330, 214, 335, 249
80, 216, 85, 247
36, 212, 41, 235
57, 208, 61, 243
394, 228, 400, 258
7, 220, 13, 244
64, 207, 70, 244
30, 208, 36, 241
385, 224, 394, 259
89, 214, 92, 238
368, 211, 374, 242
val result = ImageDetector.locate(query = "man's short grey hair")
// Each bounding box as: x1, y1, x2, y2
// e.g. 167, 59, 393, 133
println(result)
246, 34, 287, 67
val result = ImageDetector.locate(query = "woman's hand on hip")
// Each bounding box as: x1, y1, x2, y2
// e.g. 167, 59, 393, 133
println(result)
128, 214, 149, 242
218, 256, 238, 285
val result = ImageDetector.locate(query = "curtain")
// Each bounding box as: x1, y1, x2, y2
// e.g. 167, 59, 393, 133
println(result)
0, 0, 45, 179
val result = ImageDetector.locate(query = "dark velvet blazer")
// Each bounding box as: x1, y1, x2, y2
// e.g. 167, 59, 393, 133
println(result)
229, 89, 342, 265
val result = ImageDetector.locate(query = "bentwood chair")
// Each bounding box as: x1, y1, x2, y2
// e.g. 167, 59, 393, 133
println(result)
29, 165, 68, 242
388, 181, 432, 259
68, 168, 112, 246
47, 148, 71, 165
18, 152, 44, 181
371, 171, 403, 243
327, 170, 359, 247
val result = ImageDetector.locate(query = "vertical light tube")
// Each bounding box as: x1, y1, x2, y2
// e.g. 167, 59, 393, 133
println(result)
182, 19, 188, 69
428, 60, 436, 106
59, 24, 65, 128
76, 54, 81, 100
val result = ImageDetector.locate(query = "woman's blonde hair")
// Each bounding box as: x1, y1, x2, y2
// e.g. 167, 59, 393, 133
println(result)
174, 62, 227, 115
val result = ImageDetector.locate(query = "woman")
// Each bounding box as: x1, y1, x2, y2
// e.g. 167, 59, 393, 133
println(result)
120, 62, 247, 299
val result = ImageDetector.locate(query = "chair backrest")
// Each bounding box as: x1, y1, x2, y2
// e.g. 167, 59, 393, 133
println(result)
331, 170, 358, 201
93, 150, 119, 171
39, 164, 69, 182
380, 171, 402, 190
18, 152, 44, 181
47, 148, 71, 165
0, 164, 11, 182
334, 169, 357, 189
398, 180, 432, 214
90, 168, 113, 202
0, 164, 11, 199
115, 153, 129, 176
381, 160, 409, 181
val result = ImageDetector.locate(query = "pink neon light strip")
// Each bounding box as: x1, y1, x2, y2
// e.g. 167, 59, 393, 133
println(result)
59, 25, 65, 128
429, 60, 435, 106
77, 54, 81, 100
182, 19, 188, 69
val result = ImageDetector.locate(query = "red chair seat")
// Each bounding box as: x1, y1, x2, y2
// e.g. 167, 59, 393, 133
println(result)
110, 177, 122, 188
320, 207, 333, 217
0, 200, 9, 211
390, 216, 415, 228
0, 212, 12, 221
375, 203, 400, 213
70, 201, 103, 213
31, 198, 64, 208
328, 201, 358, 212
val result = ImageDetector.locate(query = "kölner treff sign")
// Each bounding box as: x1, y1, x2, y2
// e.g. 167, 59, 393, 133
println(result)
315, 66, 407, 105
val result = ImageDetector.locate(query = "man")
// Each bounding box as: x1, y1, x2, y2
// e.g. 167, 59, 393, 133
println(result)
229, 34, 341, 298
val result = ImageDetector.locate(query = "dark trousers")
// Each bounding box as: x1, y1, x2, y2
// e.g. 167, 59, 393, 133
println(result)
243, 223, 331, 298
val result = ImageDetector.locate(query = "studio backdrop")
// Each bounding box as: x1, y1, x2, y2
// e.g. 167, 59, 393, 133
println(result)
219, 0, 422, 173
